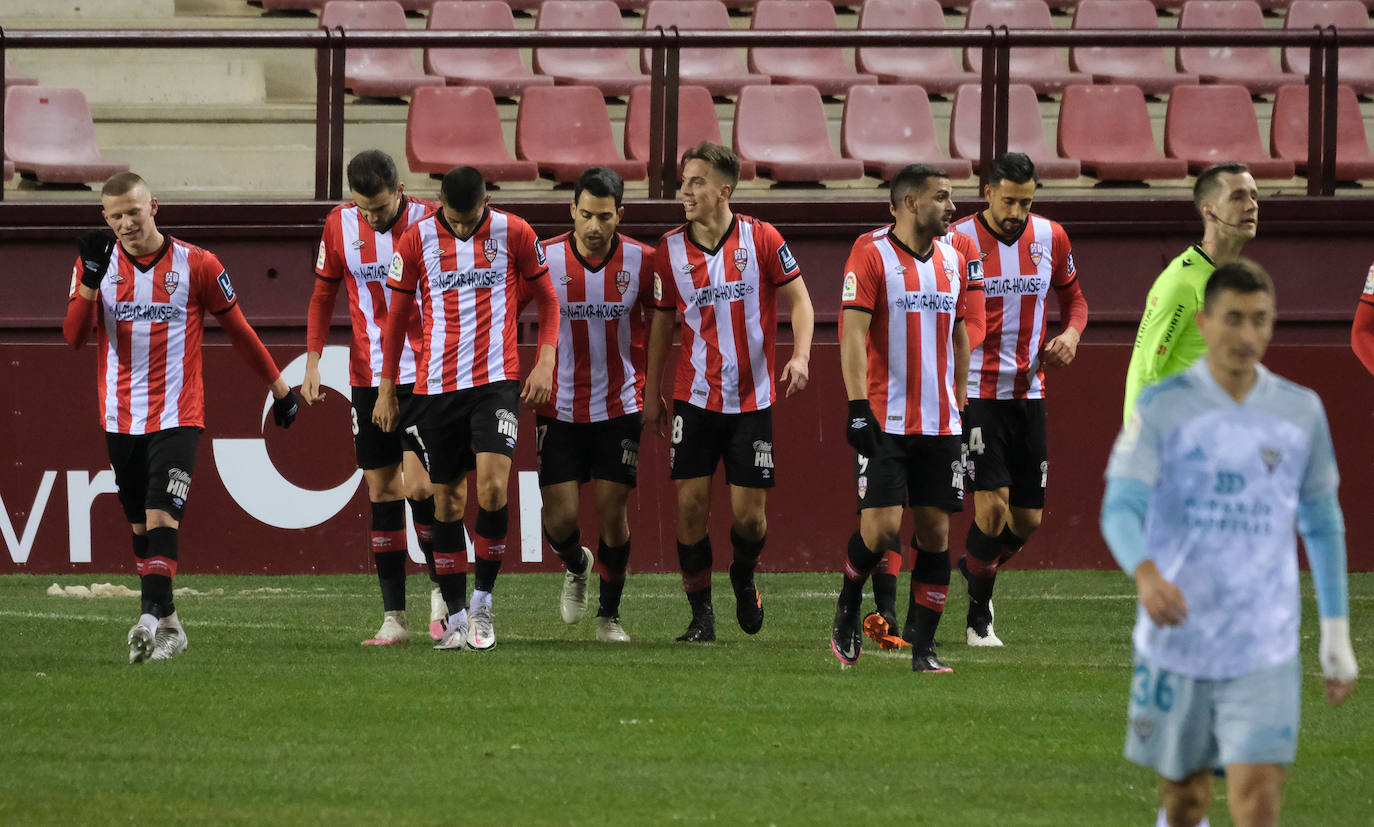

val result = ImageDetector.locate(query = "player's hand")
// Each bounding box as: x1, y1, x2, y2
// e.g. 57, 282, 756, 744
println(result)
76, 230, 117, 289
780, 354, 809, 397
272, 389, 300, 429
1041, 328, 1080, 368
846, 399, 881, 458
301, 364, 325, 406
521, 359, 554, 406
373, 385, 399, 432
1319, 618, 1358, 706
642, 394, 668, 437
1134, 562, 1187, 627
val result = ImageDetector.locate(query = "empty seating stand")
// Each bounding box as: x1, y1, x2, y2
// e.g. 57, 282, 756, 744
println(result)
1057, 84, 1188, 181
1070, 0, 1200, 96
623, 85, 757, 179
535, 0, 647, 97
749, 0, 877, 96
1283, 0, 1374, 95
1270, 83, 1374, 179
1164, 84, 1296, 177
4, 86, 129, 184
264, 0, 432, 10
733, 85, 865, 183
640, 1, 769, 97
841, 85, 973, 181
856, 0, 979, 95
949, 83, 1082, 178
964, 0, 1090, 95
424, 1, 554, 97
406, 86, 538, 181
516, 86, 648, 182
1177, 0, 1302, 94
319, 1, 444, 99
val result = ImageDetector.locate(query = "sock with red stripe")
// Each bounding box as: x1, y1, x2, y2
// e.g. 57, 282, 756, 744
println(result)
838, 531, 882, 612
997, 525, 1026, 567
727, 528, 765, 587
371, 500, 408, 612
431, 518, 468, 616
903, 546, 950, 651
596, 538, 630, 617
142, 526, 179, 620
964, 523, 1003, 604
871, 547, 903, 619
407, 496, 437, 583
473, 505, 508, 594
545, 526, 587, 574
677, 537, 713, 614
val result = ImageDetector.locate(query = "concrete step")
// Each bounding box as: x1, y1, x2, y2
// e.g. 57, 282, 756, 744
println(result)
0, 0, 174, 18
15, 51, 267, 105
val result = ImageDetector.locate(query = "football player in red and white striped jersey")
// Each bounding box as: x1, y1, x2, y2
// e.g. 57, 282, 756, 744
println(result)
374, 167, 560, 652
63, 172, 298, 664
535, 168, 656, 643
301, 150, 443, 647
948, 153, 1089, 647
643, 142, 815, 643
829, 165, 972, 672
1355, 263, 1374, 376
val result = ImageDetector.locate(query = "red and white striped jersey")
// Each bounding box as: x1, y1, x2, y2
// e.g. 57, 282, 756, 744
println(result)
652, 215, 801, 413
388, 207, 549, 394
69, 237, 237, 434
841, 227, 968, 436
312, 196, 436, 387
541, 232, 656, 423
950, 212, 1078, 400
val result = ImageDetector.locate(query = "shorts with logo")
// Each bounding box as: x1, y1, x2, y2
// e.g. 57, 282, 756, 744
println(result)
962, 398, 1048, 508
855, 433, 964, 513
536, 413, 642, 488
404, 380, 521, 485
105, 426, 201, 523
1125, 655, 1300, 781
669, 401, 775, 489
351, 384, 424, 470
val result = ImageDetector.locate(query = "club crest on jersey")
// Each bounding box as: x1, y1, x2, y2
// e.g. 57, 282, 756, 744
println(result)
483, 239, 498, 264
1260, 446, 1282, 474
163, 270, 181, 296
941, 258, 956, 280
734, 248, 749, 272
1028, 241, 1045, 267
616, 270, 631, 295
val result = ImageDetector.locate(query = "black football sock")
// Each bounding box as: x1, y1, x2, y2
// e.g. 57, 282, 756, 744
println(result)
473, 506, 508, 594
904, 547, 950, 651
144, 526, 179, 619
596, 538, 631, 617
677, 538, 713, 614
371, 500, 408, 612
407, 496, 438, 584
964, 523, 1002, 605
872, 548, 902, 619
728, 527, 765, 586
839, 531, 882, 612
431, 518, 468, 616
545, 526, 587, 574
997, 525, 1027, 567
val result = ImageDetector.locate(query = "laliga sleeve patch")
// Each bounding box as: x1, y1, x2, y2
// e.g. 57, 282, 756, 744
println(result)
1066, 251, 1076, 277
316, 241, 327, 271
777, 242, 799, 275
535, 239, 547, 267
653, 272, 664, 302
1364, 262, 1374, 295
966, 259, 984, 284
216, 270, 236, 303
69, 263, 81, 298
388, 252, 404, 283
841, 272, 858, 302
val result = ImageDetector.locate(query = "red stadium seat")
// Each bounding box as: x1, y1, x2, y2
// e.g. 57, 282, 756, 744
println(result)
406, 86, 538, 181
749, 1, 878, 96
640, 1, 769, 97
1283, 1, 1374, 95
516, 85, 648, 183
856, 0, 979, 95
424, 1, 554, 97
1177, 1, 1302, 95
319, 1, 444, 99
964, 0, 1091, 95
265, 0, 433, 9
1164, 84, 1296, 177
535, 0, 647, 97
1270, 84, 1374, 179
1057, 84, 1188, 181
623, 85, 756, 179
949, 83, 1082, 178
5, 57, 38, 87
4, 86, 129, 184
1070, 0, 1200, 96
841, 85, 973, 181
733, 85, 865, 183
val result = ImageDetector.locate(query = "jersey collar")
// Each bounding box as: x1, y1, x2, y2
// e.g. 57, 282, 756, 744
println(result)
572, 233, 620, 274
687, 215, 737, 257
976, 210, 1031, 246
437, 206, 490, 242
121, 235, 172, 273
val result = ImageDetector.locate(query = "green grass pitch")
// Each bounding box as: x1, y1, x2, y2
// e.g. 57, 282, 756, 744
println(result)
1, 571, 1369, 826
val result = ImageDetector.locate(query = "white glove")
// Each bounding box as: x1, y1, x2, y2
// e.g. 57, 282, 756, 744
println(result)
1319, 617, 1359, 683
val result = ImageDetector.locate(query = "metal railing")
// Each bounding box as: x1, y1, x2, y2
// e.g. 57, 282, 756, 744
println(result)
0, 25, 1367, 201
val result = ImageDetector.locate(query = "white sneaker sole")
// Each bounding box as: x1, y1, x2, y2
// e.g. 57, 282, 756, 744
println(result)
966, 627, 1004, 647
127, 624, 154, 664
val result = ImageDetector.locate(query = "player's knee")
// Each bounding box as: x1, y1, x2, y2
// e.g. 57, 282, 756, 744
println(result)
1161, 773, 1212, 827
975, 494, 1009, 528
1012, 509, 1043, 537
732, 512, 766, 542
912, 524, 949, 554
403, 479, 432, 503
677, 491, 710, 530
1228, 773, 1282, 827
474, 478, 508, 511
144, 509, 179, 530
541, 504, 578, 540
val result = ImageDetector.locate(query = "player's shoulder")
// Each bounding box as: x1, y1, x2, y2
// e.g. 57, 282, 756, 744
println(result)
168, 236, 220, 268
1263, 367, 1326, 414
619, 232, 656, 257
408, 196, 440, 213
491, 207, 537, 239
949, 215, 979, 236
541, 230, 573, 250
1135, 369, 1198, 413
657, 222, 690, 247
850, 226, 886, 251
326, 202, 353, 222
738, 213, 783, 241
1031, 212, 1070, 239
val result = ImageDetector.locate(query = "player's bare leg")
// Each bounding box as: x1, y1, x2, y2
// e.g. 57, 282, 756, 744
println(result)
430, 479, 471, 651
906, 507, 953, 673
1158, 770, 1213, 827
832, 506, 902, 664
728, 485, 767, 635
466, 452, 512, 650
674, 476, 715, 642
398, 452, 444, 641
361, 461, 412, 646
1225, 764, 1285, 827
541, 480, 593, 625
135, 509, 184, 663
592, 480, 633, 642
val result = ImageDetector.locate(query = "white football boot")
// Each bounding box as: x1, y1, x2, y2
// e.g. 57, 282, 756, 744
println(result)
362, 611, 409, 646
466, 601, 497, 651
966, 600, 1005, 647
151, 613, 188, 660
560, 547, 594, 624
429, 586, 447, 641
434, 611, 468, 651
596, 615, 630, 643
127, 622, 155, 664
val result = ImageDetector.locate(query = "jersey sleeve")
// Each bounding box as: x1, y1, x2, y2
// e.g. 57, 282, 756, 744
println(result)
387, 227, 422, 294
315, 211, 345, 281
512, 219, 549, 281
839, 241, 881, 314
1300, 398, 1341, 503
652, 240, 679, 311
1123, 269, 1198, 418
637, 243, 658, 312
1049, 224, 1088, 332
1105, 386, 1165, 487
1354, 293, 1374, 377
194, 249, 239, 315
756, 220, 801, 286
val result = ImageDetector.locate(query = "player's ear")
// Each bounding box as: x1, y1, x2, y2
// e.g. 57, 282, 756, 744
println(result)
615, 205, 625, 223
148, 197, 159, 217
569, 200, 579, 221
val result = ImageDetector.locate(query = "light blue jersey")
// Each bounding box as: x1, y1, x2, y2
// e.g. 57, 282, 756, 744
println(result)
1105, 360, 1340, 679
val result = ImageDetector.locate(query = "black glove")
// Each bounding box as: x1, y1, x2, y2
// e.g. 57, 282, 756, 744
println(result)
846, 399, 880, 458
76, 231, 117, 290
272, 391, 300, 429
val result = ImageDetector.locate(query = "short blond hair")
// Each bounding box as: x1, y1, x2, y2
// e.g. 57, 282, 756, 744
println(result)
680, 141, 740, 188
101, 172, 149, 198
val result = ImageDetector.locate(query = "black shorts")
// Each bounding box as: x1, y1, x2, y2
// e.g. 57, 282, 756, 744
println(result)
669, 401, 775, 489
536, 413, 642, 488
105, 426, 201, 523
855, 433, 965, 513
405, 380, 521, 485
351, 384, 424, 470
962, 398, 1048, 509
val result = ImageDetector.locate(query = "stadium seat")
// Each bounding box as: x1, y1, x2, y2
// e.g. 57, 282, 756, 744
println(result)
949, 83, 1082, 178
640, 1, 769, 97
319, 1, 444, 99
516, 86, 648, 183
964, 0, 1091, 95
5, 56, 38, 87
406, 86, 539, 182
1177, 0, 1302, 95
3, 86, 129, 184
1070, 0, 1200, 96
1270, 83, 1374, 180
856, 0, 979, 95
623, 85, 756, 179
748, 1, 878, 96
1164, 85, 1296, 177
841, 85, 973, 181
1283, 1, 1374, 95
3, 159, 14, 182
733, 85, 865, 183
535, 1, 647, 97
265, 0, 432, 9
424, 1, 554, 97
1057, 84, 1188, 181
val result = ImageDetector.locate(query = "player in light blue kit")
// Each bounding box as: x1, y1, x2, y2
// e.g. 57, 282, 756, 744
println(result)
1100, 259, 1358, 827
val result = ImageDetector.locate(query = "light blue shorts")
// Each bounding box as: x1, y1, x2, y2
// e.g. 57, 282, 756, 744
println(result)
1124, 655, 1300, 781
